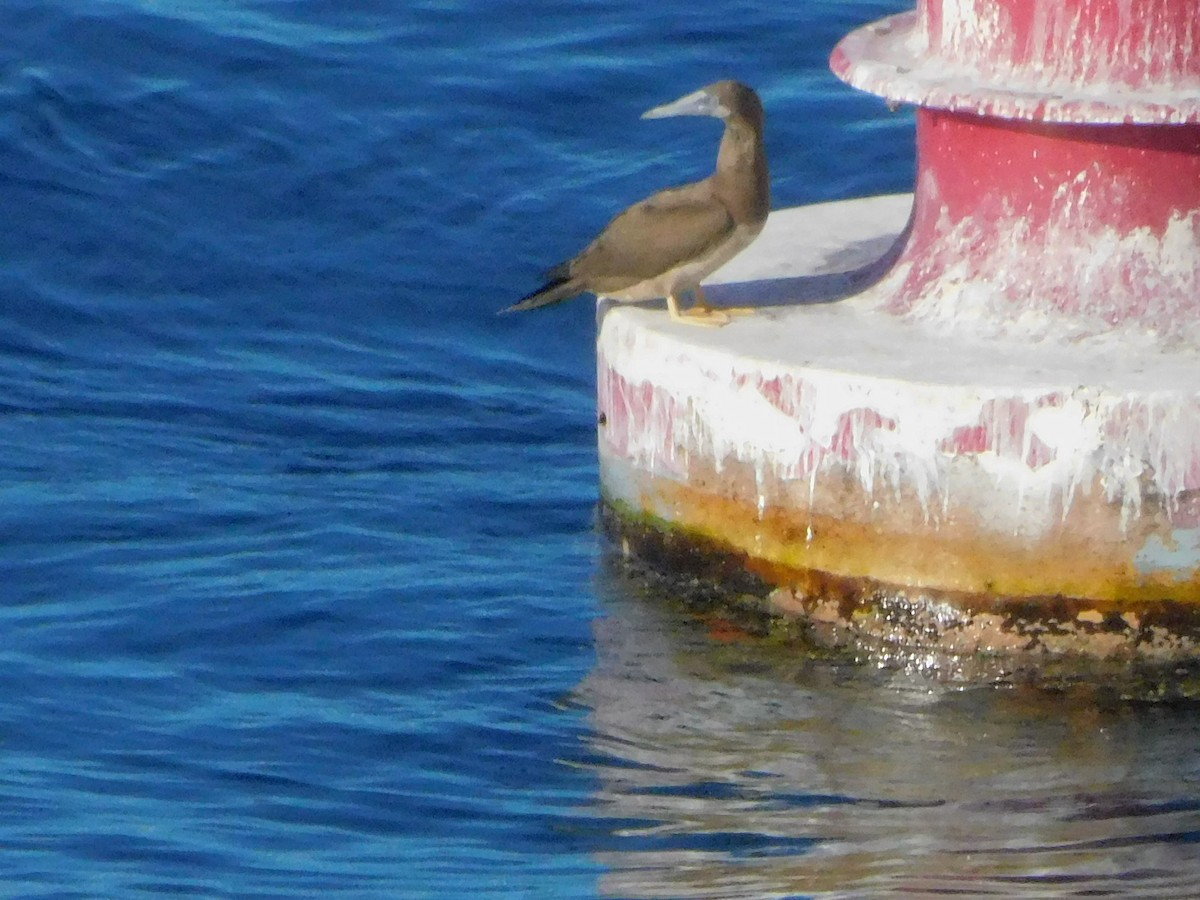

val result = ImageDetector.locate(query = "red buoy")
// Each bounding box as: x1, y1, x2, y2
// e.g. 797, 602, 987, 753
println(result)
597, 0, 1200, 665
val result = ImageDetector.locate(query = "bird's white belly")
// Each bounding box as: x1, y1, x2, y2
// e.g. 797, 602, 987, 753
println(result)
599, 222, 763, 302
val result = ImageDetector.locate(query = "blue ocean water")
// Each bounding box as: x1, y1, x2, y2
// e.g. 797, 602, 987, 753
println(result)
3, 1, 1200, 897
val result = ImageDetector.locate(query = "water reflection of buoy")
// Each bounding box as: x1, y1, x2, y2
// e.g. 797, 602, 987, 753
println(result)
597, 0, 1200, 665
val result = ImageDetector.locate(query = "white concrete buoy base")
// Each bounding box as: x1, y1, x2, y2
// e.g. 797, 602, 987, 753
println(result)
597, 195, 1200, 663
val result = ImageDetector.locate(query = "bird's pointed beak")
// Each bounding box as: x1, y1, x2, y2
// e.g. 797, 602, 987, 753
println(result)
641, 87, 724, 120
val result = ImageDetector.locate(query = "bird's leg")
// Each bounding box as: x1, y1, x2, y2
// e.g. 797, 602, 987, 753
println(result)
692, 285, 756, 318
667, 292, 729, 327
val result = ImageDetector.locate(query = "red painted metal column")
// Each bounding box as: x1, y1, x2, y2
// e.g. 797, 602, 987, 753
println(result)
831, 0, 1200, 335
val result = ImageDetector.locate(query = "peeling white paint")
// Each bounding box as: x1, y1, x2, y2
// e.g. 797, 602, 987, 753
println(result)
600, 311, 1200, 537
1136, 530, 1200, 575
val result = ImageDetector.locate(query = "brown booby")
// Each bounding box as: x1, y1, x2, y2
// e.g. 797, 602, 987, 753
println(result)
502, 80, 769, 326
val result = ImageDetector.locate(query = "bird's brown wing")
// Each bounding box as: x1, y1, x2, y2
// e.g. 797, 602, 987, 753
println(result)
570, 180, 735, 294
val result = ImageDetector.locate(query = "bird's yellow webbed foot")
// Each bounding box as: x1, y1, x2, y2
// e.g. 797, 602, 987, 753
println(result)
667, 293, 731, 327
692, 286, 756, 320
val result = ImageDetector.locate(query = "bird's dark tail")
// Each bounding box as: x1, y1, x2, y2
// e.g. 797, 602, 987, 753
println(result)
499, 271, 580, 315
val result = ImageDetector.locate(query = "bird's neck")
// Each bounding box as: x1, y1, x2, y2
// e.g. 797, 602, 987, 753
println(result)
714, 119, 769, 226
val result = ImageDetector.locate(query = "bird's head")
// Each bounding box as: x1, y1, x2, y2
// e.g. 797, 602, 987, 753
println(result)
641, 80, 763, 129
